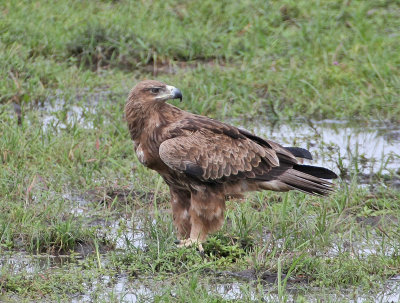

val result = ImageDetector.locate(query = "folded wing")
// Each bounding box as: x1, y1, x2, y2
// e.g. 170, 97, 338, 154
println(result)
159, 129, 282, 181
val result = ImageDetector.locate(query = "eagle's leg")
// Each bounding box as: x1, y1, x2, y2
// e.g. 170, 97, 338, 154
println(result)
177, 238, 204, 253
170, 187, 192, 240
177, 190, 226, 251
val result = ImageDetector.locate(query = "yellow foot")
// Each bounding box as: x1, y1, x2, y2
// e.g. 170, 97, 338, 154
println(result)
177, 238, 204, 253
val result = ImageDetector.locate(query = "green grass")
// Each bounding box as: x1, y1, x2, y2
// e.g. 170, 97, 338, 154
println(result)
1, 0, 400, 301
1, 0, 399, 120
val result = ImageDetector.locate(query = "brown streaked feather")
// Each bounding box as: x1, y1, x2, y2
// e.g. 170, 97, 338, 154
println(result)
159, 128, 280, 181
277, 169, 334, 195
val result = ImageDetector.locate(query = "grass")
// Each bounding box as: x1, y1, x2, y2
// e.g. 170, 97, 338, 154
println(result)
1, 0, 399, 120
1, 0, 400, 301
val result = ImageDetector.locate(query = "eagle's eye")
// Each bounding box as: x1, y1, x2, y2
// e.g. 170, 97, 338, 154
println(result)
150, 87, 161, 94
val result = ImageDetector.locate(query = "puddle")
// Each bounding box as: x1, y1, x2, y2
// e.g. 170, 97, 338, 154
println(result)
261, 218, 399, 259
71, 275, 256, 303
355, 281, 400, 303
0, 252, 73, 275
230, 118, 400, 181
329, 238, 398, 258
35, 89, 124, 131
70, 275, 153, 303
213, 281, 256, 300
212, 279, 400, 302
100, 217, 146, 250
61, 190, 148, 251
327, 228, 399, 258
63, 192, 92, 216
3, 252, 399, 303
69, 274, 400, 303
40, 96, 96, 131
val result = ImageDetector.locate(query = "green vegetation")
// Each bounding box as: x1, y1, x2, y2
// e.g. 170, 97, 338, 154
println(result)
2, 0, 399, 120
1, 0, 400, 302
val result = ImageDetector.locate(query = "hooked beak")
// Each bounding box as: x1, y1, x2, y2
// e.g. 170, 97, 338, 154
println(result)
167, 85, 183, 101
156, 85, 183, 102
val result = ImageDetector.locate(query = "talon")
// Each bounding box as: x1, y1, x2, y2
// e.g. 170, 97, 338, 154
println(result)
174, 239, 181, 245
177, 238, 193, 248
176, 238, 204, 253
198, 243, 204, 254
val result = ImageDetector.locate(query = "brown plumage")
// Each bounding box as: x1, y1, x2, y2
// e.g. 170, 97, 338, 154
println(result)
125, 80, 337, 250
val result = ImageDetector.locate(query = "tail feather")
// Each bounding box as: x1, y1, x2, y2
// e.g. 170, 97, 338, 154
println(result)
293, 164, 338, 179
278, 167, 336, 196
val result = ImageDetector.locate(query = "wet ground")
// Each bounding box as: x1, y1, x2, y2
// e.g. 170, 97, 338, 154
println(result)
68, 274, 400, 302
2, 251, 400, 302
3, 100, 400, 302
2, 190, 400, 302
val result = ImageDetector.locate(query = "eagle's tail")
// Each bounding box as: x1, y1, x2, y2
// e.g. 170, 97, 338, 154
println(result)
278, 164, 337, 196
292, 164, 338, 179
258, 164, 337, 196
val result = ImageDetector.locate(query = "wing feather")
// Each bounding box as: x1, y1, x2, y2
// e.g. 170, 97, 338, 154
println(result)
159, 129, 280, 181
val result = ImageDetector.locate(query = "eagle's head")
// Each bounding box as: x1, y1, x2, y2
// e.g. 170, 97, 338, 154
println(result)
127, 80, 182, 105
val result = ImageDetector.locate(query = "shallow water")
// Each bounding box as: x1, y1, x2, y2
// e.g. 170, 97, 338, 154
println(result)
0, 252, 73, 275
36, 89, 122, 131
100, 217, 147, 250
70, 275, 153, 303
3, 249, 399, 303
69, 274, 400, 303
61, 191, 147, 251
329, 235, 399, 258
40, 98, 96, 131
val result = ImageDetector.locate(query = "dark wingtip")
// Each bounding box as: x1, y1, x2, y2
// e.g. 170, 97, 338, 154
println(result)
293, 164, 338, 179
184, 163, 204, 177
284, 147, 313, 160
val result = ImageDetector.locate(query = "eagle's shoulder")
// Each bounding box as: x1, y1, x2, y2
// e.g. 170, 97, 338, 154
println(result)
166, 114, 246, 140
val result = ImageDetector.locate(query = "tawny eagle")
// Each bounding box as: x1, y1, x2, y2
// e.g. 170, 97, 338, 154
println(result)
125, 80, 337, 251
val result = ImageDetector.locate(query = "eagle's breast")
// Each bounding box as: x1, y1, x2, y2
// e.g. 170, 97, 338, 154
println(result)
136, 144, 148, 166
136, 141, 166, 171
